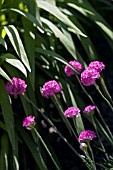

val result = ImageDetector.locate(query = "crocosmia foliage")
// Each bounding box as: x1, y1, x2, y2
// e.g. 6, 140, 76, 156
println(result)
0, 0, 113, 170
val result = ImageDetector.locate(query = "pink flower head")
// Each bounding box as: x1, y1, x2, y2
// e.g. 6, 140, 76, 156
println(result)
6, 77, 27, 95
42, 80, 62, 98
22, 116, 35, 130
81, 68, 100, 86
64, 60, 83, 77
88, 61, 105, 72
64, 107, 80, 118
78, 130, 96, 142
83, 105, 96, 113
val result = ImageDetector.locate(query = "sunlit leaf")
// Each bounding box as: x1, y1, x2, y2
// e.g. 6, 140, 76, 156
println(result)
4, 25, 31, 72
36, 1, 86, 37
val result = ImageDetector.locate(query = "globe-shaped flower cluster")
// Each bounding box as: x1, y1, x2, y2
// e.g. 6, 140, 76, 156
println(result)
83, 105, 96, 113
41, 80, 62, 98
81, 61, 105, 86
64, 60, 83, 77
78, 130, 96, 142
6, 77, 27, 95
64, 107, 80, 118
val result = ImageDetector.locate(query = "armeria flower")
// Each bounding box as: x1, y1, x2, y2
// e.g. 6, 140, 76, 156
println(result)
64, 107, 80, 118
78, 130, 96, 142
64, 60, 83, 77
6, 77, 27, 95
42, 80, 62, 98
88, 61, 105, 72
22, 116, 35, 130
83, 105, 96, 115
81, 68, 100, 86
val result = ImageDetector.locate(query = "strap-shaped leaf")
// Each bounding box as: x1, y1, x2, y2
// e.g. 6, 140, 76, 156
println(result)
1, 8, 44, 33
36, 1, 86, 37
0, 67, 11, 82
0, 53, 27, 77
4, 25, 31, 72
17, 125, 47, 170
41, 17, 76, 58
68, 2, 113, 40
0, 133, 9, 170
0, 79, 15, 149
0, 36, 7, 49
35, 48, 79, 74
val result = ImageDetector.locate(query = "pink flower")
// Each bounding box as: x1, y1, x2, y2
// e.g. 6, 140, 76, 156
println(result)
78, 130, 96, 142
42, 80, 62, 98
22, 116, 35, 130
81, 68, 100, 86
64, 60, 83, 77
64, 107, 80, 118
83, 105, 96, 113
88, 61, 105, 72
6, 77, 27, 95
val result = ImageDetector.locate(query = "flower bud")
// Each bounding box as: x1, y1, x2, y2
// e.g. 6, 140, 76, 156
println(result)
80, 143, 87, 151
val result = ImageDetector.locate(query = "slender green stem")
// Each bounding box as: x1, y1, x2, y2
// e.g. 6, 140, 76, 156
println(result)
95, 84, 113, 112
73, 117, 76, 127
99, 77, 113, 105
53, 95, 78, 140
87, 142, 96, 170
91, 115, 109, 161
23, 94, 90, 168
75, 75, 113, 141
84, 150, 95, 170
33, 128, 60, 170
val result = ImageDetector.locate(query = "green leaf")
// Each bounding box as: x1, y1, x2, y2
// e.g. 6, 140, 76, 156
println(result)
0, 133, 9, 170
0, 79, 15, 149
0, 53, 27, 77
41, 17, 76, 58
22, 18, 35, 87
17, 125, 47, 170
13, 155, 19, 170
66, 83, 84, 134
35, 48, 79, 74
94, 117, 113, 146
0, 36, 7, 49
75, 116, 84, 135
68, 1, 113, 40
0, 67, 11, 82
4, 25, 31, 72
51, 95, 73, 136
36, 1, 86, 37
1, 8, 44, 33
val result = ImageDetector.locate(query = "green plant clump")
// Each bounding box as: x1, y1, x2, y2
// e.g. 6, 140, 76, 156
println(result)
0, 0, 113, 169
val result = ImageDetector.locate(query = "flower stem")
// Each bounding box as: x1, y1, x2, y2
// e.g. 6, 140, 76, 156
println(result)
73, 117, 76, 127
33, 128, 60, 170
23, 94, 90, 168
87, 142, 96, 170
99, 77, 113, 105
91, 115, 109, 161
84, 150, 96, 170
95, 84, 113, 112
75, 75, 113, 141
53, 95, 78, 140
